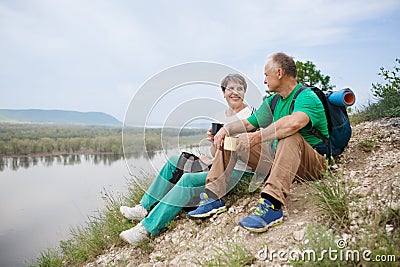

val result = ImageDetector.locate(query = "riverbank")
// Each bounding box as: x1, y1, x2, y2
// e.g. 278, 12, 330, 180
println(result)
0, 123, 205, 157
0, 123, 122, 156
1, 151, 122, 158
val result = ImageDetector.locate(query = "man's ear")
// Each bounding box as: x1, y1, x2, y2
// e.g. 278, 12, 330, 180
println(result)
277, 68, 284, 79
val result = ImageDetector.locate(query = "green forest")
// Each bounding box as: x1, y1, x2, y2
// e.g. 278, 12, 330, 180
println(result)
0, 124, 205, 156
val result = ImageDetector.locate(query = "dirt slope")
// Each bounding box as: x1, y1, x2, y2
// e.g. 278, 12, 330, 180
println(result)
86, 118, 400, 266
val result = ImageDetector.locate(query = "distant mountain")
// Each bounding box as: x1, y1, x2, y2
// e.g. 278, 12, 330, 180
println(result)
0, 109, 122, 126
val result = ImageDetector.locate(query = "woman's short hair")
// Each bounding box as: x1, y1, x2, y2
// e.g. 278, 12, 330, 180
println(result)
220, 74, 247, 92
267, 53, 297, 78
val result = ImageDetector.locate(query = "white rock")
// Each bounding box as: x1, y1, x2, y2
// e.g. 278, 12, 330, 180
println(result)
358, 187, 370, 197
296, 221, 306, 227
386, 224, 394, 233
293, 229, 305, 241
390, 202, 400, 210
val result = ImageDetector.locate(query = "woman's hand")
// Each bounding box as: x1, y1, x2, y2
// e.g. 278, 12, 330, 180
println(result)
206, 128, 214, 141
213, 127, 228, 150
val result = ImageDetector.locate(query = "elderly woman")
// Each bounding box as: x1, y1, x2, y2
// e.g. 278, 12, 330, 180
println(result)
120, 74, 255, 245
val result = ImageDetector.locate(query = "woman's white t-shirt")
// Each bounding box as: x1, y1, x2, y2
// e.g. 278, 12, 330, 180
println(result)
213, 106, 255, 173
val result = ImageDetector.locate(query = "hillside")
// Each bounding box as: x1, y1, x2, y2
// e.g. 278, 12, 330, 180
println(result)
82, 118, 399, 266
0, 109, 121, 126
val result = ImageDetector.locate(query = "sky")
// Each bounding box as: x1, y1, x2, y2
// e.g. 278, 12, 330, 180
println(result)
1, 0, 399, 123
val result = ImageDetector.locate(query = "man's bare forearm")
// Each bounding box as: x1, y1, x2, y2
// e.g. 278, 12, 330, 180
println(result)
223, 119, 255, 136
213, 119, 256, 149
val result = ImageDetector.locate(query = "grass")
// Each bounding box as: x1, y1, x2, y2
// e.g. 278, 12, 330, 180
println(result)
34, 250, 64, 267
199, 241, 255, 267
350, 92, 400, 124
358, 139, 377, 152
230, 174, 255, 196
307, 167, 352, 228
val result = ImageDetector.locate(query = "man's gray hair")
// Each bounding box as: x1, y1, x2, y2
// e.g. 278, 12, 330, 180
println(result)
267, 53, 297, 78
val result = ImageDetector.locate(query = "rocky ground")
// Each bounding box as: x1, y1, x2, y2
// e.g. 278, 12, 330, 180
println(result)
85, 118, 400, 266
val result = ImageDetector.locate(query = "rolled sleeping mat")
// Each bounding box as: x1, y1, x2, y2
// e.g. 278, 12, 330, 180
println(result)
328, 88, 356, 107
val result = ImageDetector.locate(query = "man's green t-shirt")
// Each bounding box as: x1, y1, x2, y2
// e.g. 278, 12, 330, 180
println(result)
247, 83, 329, 147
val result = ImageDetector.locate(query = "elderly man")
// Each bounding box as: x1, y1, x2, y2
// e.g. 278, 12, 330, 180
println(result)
188, 52, 328, 232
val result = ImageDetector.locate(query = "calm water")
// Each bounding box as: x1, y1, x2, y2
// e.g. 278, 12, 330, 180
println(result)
0, 152, 170, 267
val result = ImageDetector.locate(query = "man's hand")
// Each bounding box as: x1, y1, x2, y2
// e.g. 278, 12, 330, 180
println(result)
236, 131, 262, 152
213, 127, 228, 150
212, 119, 255, 150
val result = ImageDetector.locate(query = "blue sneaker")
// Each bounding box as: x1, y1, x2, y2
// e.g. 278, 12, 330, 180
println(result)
187, 193, 227, 219
238, 198, 283, 232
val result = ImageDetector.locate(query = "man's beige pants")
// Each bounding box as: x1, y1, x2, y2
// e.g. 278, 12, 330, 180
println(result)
205, 133, 327, 205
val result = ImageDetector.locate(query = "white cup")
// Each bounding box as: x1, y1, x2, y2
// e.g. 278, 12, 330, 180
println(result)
224, 136, 238, 151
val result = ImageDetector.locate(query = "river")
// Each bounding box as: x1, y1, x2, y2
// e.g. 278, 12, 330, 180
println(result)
0, 152, 171, 267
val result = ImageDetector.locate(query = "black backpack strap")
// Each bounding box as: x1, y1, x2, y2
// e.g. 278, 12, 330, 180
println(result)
289, 86, 308, 113
249, 105, 256, 115
270, 86, 307, 115
270, 94, 280, 115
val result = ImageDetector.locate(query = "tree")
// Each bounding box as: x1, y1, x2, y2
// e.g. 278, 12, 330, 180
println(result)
296, 60, 335, 91
372, 58, 400, 98
352, 58, 400, 122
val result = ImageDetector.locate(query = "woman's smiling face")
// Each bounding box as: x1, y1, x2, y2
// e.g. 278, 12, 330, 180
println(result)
223, 80, 245, 108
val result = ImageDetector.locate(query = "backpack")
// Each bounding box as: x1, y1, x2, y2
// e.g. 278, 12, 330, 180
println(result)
270, 86, 352, 158
170, 151, 211, 210
170, 152, 211, 184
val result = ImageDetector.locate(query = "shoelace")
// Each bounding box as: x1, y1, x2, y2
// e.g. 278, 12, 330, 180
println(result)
253, 199, 273, 216
199, 193, 211, 206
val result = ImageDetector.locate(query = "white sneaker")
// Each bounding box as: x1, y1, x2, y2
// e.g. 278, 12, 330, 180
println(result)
119, 222, 150, 245
120, 204, 148, 221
